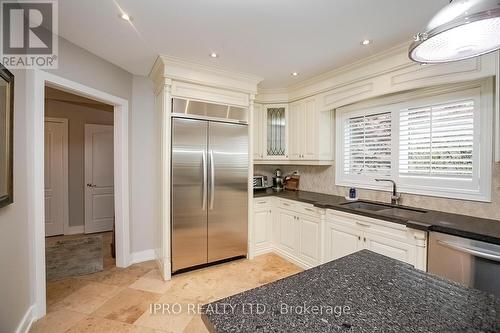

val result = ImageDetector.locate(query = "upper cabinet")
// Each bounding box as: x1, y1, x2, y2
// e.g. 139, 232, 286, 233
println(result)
264, 104, 288, 160
253, 97, 333, 165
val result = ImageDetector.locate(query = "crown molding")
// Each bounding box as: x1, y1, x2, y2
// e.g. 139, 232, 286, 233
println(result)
256, 42, 415, 103
149, 55, 262, 94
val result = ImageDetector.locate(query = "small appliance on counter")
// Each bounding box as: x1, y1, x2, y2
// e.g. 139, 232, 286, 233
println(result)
284, 173, 300, 191
272, 169, 285, 192
253, 175, 269, 190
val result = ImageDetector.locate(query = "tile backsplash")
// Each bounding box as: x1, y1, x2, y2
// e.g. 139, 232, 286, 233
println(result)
255, 164, 500, 221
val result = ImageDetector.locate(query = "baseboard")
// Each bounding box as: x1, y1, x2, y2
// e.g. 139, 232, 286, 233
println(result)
270, 247, 312, 270
65, 225, 84, 235
15, 304, 35, 333
254, 246, 274, 256
130, 249, 156, 265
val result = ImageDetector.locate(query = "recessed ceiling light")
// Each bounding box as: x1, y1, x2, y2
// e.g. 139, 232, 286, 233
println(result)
119, 13, 132, 21
291, 72, 299, 76
210, 52, 218, 58
361, 39, 371, 45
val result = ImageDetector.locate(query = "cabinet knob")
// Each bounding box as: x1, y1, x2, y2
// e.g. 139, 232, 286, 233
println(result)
358, 236, 361, 240
364, 237, 366, 242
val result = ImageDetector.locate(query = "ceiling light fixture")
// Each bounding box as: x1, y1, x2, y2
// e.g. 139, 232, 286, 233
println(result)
119, 13, 132, 21
361, 39, 371, 45
291, 72, 299, 76
409, 0, 500, 63
210, 52, 218, 58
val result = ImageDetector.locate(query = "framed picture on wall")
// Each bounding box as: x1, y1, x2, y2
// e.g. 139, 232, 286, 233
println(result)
0, 64, 14, 208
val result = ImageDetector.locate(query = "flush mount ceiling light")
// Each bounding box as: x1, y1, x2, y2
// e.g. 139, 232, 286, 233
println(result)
361, 39, 371, 45
409, 0, 500, 63
119, 13, 132, 21
291, 72, 299, 76
209, 52, 219, 58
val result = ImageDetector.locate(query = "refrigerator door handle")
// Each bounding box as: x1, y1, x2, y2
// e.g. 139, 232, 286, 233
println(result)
202, 150, 207, 210
209, 149, 215, 210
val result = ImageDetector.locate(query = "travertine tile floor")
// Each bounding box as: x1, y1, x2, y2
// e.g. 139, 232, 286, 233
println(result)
32, 233, 302, 333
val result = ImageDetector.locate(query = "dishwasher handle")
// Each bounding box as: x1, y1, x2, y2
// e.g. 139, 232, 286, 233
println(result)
437, 240, 500, 263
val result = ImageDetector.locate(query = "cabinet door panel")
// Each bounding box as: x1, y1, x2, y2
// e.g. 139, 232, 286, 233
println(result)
303, 99, 317, 159
264, 105, 288, 159
252, 104, 263, 160
288, 102, 302, 160
278, 210, 297, 254
365, 233, 414, 266
325, 221, 362, 262
254, 209, 269, 246
298, 215, 320, 266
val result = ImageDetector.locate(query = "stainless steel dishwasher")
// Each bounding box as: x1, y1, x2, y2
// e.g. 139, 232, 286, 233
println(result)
428, 232, 500, 297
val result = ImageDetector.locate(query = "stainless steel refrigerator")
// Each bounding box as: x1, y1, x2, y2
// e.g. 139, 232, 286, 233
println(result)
171, 116, 248, 273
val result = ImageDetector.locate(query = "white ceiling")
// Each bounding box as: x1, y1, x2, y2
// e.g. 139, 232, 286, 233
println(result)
58, 0, 448, 89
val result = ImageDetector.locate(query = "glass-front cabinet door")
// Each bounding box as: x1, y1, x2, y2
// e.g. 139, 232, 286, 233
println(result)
264, 104, 288, 160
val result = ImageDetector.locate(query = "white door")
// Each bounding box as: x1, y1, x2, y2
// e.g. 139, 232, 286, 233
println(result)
288, 101, 302, 160
364, 232, 414, 266
297, 214, 320, 266
84, 124, 114, 233
278, 209, 297, 254
302, 99, 317, 159
324, 221, 362, 262
44, 118, 68, 236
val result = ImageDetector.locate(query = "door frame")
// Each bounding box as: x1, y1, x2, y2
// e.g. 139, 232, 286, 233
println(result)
44, 117, 69, 236
30, 70, 130, 320
84, 123, 114, 234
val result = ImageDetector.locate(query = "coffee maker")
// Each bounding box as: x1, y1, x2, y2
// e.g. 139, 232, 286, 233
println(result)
272, 168, 284, 192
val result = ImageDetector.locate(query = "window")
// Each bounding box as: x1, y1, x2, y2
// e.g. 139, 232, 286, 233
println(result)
344, 112, 392, 176
399, 100, 474, 178
336, 80, 493, 202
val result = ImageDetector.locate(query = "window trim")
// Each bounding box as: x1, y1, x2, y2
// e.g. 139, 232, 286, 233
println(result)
335, 79, 494, 202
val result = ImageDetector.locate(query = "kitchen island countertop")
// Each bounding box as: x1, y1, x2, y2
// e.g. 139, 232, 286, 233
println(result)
202, 250, 500, 333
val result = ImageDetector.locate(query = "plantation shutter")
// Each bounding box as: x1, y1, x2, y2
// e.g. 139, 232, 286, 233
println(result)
399, 100, 474, 178
344, 112, 392, 175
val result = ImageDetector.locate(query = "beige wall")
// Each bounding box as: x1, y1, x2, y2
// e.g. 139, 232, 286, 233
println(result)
0, 37, 158, 332
45, 99, 114, 227
0, 70, 34, 333
255, 163, 500, 220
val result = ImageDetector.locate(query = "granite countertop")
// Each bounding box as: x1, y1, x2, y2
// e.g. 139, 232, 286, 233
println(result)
254, 188, 500, 245
202, 250, 500, 333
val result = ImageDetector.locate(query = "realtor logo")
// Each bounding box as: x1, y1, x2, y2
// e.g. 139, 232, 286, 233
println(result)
0, 0, 58, 69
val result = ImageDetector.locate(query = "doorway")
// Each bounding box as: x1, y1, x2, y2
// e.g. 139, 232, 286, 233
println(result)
44, 87, 116, 282
31, 70, 130, 319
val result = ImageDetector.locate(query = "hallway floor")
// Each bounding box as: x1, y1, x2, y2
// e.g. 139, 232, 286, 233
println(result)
31, 252, 302, 333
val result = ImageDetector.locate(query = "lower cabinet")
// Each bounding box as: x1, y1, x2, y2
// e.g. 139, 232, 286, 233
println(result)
324, 209, 427, 270
252, 197, 427, 271
253, 198, 272, 255
324, 222, 363, 261
275, 203, 321, 268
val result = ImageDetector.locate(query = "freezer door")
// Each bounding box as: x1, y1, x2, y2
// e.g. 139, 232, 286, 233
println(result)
208, 122, 249, 262
171, 118, 208, 272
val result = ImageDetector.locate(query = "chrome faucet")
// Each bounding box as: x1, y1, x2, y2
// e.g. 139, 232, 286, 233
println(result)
375, 179, 400, 205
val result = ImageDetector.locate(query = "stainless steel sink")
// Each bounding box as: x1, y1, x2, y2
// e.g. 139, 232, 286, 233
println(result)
341, 201, 427, 218
340, 201, 391, 211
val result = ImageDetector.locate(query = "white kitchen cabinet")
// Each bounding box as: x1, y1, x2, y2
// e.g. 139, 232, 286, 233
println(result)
252, 103, 265, 160
324, 209, 427, 270
253, 98, 333, 165
297, 213, 321, 267
275, 199, 321, 267
253, 198, 273, 255
324, 221, 363, 261
277, 209, 297, 254
263, 104, 288, 160
364, 233, 414, 264
251, 197, 427, 271
289, 98, 318, 160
